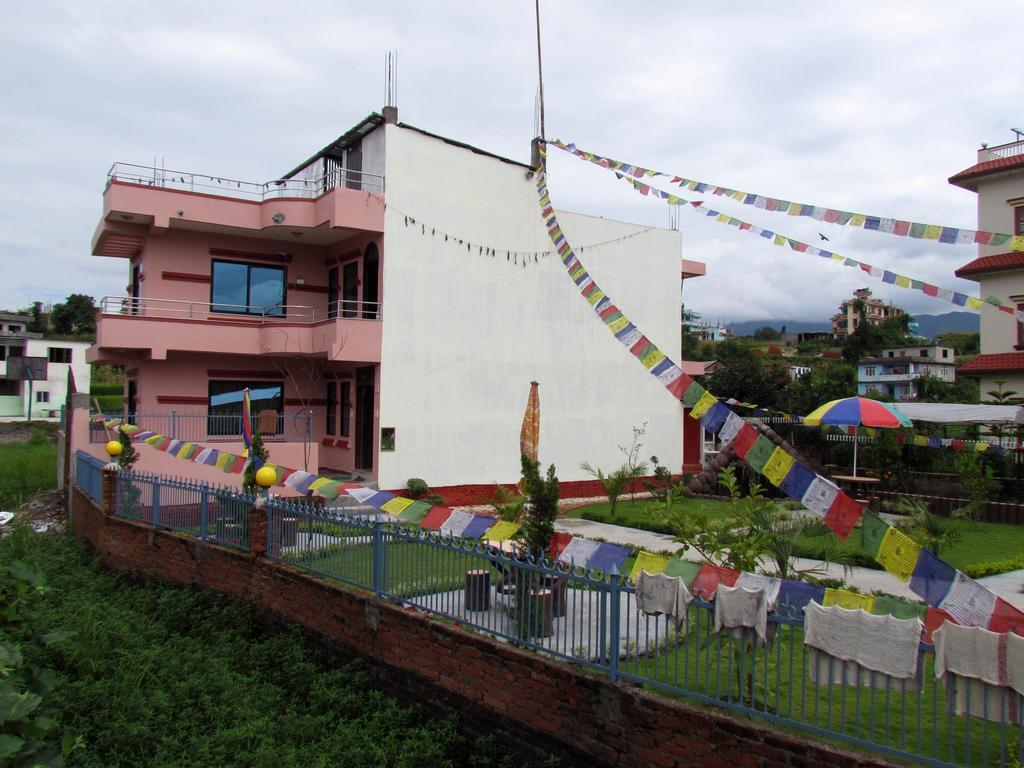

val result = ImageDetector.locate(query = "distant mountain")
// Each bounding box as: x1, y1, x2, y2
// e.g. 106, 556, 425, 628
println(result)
726, 320, 831, 337
910, 312, 979, 338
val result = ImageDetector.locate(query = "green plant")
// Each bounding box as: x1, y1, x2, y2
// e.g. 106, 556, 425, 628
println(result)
486, 484, 524, 523
241, 430, 269, 495
406, 478, 430, 499
579, 462, 637, 520
116, 426, 139, 471
963, 554, 1024, 579
891, 498, 964, 558
618, 423, 650, 504
642, 455, 676, 503
520, 454, 559, 560
423, 493, 446, 506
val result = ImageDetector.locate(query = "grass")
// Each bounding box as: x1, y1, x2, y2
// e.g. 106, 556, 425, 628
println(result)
564, 496, 737, 535
0, 424, 58, 509
0, 523, 526, 768
794, 520, 1024, 573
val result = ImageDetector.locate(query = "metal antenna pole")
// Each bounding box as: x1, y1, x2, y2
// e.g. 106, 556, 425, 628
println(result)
534, 0, 545, 140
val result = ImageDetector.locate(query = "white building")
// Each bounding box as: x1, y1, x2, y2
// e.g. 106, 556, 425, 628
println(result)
950, 135, 1024, 397
0, 313, 91, 420
857, 344, 956, 401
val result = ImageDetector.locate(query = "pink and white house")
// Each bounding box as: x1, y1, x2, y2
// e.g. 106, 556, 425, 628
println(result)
81, 108, 703, 496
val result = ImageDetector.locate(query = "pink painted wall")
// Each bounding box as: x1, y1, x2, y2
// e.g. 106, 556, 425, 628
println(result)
103, 182, 385, 235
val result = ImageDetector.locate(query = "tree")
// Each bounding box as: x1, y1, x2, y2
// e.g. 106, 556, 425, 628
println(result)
116, 426, 140, 471
753, 326, 781, 341
27, 301, 46, 333
702, 340, 791, 410
914, 373, 979, 404
784, 361, 857, 415
242, 431, 269, 495
519, 454, 559, 560
50, 294, 96, 336
937, 332, 980, 356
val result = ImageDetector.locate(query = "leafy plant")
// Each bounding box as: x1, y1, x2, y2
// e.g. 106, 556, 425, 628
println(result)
579, 462, 638, 520
423, 493, 446, 507
520, 454, 559, 560
890, 497, 963, 557
115, 426, 139, 471
486, 484, 524, 523
406, 478, 430, 499
241, 430, 269, 495
618, 423, 650, 504
642, 456, 677, 503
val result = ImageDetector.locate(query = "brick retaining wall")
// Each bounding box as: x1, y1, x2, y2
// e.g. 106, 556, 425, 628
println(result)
70, 477, 894, 768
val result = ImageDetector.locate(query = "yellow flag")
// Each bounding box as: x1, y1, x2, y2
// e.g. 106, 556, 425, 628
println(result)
923, 225, 942, 240
381, 497, 414, 515
965, 297, 984, 310
823, 588, 875, 612
849, 214, 866, 227
690, 390, 718, 419
630, 551, 671, 581
876, 527, 922, 584
608, 316, 630, 333
895, 275, 911, 288
762, 448, 796, 487
484, 521, 522, 542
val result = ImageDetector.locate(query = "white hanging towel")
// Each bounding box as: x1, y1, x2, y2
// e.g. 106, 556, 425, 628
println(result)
714, 584, 770, 644
933, 622, 1023, 725
635, 571, 692, 626
804, 601, 922, 691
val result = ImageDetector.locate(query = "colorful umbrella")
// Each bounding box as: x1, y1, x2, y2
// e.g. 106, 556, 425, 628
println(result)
803, 397, 912, 476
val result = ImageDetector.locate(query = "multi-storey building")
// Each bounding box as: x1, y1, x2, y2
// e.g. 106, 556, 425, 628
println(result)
0, 312, 91, 420
78, 108, 700, 493
857, 344, 956, 401
830, 288, 906, 338
950, 135, 1024, 399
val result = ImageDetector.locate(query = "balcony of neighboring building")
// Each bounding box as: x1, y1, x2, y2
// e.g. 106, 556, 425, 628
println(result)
90, 295, 383, 364
92, 162, 385, 259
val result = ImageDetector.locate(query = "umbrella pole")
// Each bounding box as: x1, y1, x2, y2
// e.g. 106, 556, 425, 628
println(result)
853, 427, 859, 478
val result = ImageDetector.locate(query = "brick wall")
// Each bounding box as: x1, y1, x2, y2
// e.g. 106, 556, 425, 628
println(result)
69, 479, 895, 768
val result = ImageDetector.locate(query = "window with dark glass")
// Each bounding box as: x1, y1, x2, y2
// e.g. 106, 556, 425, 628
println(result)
211, 260, 286, 316
1016, 206, 1023, 236
8, 325, 21, 333
0, 381, 18, 396
48, 347, 72, 363
342, 261, 358, 318
0, 346, 5, 361
9, 346, 24, 358
326, 381, 337, 435
340, 381, 351, 437
36, 391, 49, 403
207, 380, 283, 437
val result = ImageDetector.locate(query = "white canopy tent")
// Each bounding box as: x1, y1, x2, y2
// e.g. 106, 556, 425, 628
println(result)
894, 403, 1024, 425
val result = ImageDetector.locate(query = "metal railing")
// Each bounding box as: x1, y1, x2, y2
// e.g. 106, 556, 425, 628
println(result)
107, 162, 385, 198
75, 451, 105, 503
79, 466, 1024, 767
112, 469, 253, 550
98, 296, 382, 325
89, 411, 313, 445
979, 140, 1024, 162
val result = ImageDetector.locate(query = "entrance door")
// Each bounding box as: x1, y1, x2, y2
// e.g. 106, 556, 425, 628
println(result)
362, 244, 379, 319
327, 267, 339, 319
342, 261, 359, 318
126, 379, 138, 422
355, 366, 375, 472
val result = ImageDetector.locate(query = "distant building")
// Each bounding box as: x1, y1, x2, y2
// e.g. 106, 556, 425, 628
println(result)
681, 307, 727, 342
949, 134, 1024, 397
0, 312, 91, 420
830, 288, 906, 338
787, 364, 811, 380
857, 344, 956, 401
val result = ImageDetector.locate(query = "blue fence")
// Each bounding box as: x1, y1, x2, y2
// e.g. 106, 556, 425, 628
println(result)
77, 467, 1024, 767
74, 451, 105, 504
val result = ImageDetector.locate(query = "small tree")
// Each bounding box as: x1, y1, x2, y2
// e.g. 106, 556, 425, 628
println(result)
891, 497, 964, 556
242, 431, 269, 495
116, 426, 139, 471
520, 454, 559, 560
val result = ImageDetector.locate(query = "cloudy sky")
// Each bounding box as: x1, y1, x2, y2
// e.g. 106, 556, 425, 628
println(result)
1, 1, 1019, 324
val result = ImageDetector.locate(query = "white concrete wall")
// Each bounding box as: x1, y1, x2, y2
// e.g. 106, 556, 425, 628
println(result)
22, 339, 91, 419
976, 173, 1024, 258
975, 271, 1024, 354
360, 126, 386, 182
376, 125, 682, 489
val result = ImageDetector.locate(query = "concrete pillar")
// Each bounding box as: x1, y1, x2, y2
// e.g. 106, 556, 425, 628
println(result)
102, 468, 118, 515
249, 502, 266, 557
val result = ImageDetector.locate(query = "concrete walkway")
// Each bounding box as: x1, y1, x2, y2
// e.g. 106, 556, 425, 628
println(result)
554, 517, 1024, 610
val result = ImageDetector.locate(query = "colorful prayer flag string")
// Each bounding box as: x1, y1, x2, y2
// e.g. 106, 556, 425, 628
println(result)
549, 139, 1024, 253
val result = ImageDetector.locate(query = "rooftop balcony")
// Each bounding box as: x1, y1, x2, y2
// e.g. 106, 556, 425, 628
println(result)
90, 296, 382, 364
94, 163, 385, 257
978, 139, 1024, 163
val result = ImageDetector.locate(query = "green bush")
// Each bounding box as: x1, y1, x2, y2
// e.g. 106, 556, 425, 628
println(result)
406, 478, 430, 499
962, 555, 1024, 579
423, 493, 446, 507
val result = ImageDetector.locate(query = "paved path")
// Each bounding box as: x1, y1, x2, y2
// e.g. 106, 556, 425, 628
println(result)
554, 517, 1024, 610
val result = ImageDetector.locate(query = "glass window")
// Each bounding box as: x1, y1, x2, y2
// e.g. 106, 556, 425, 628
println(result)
0, 346, 5, 361
211, 260, 285, 316
1016, 206, 1023, 236
326, 381, 337, 436
340, 381, 351, 437
9, 346, 23, 358
48, 347, 72, 363
36, 391, 49, 403
8, 325, 21, 333
207, 380, 283, 437
0, 380, 18, 396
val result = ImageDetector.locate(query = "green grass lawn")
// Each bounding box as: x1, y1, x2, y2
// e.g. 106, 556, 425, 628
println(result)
0, 424, 58, 509
794, 520, 1024, 574
564, 496, 737, 535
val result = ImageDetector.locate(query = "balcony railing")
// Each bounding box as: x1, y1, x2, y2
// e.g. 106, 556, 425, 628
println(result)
978, 139, 1024, 162
90, 411, 313, 445
106, 162, 385, 199
99, 296, 382, 325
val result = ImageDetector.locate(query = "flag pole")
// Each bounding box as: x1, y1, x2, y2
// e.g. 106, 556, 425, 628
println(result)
534, 0, 545, 140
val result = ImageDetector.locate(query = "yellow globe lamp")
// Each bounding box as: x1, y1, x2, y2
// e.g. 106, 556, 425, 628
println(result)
255, 465, 276, 489
105, 440, 123, 458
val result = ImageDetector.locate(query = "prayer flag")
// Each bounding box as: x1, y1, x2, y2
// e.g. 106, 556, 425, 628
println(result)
586, 542, 631, 574
823, 588, 874, 612
859, 511, 890, 559
743, 435, 776, 473
876, 527, 922, 584
482, 520, 521, 542
823, 493, 863, 540
761, 448, 795, 487
692, 564, 739, 600
630, 551, 670, 581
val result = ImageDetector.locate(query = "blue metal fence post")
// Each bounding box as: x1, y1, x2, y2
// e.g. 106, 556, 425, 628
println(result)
372, 515, 385, 597
151, 478, 161, 528
608, 564, 621, 682
199, 481, 209, 542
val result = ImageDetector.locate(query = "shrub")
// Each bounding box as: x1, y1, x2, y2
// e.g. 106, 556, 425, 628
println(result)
962, 554, 1024, 579
406, 478, 430, 499
520, 454, 559, 560
423, 493, 446, 506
